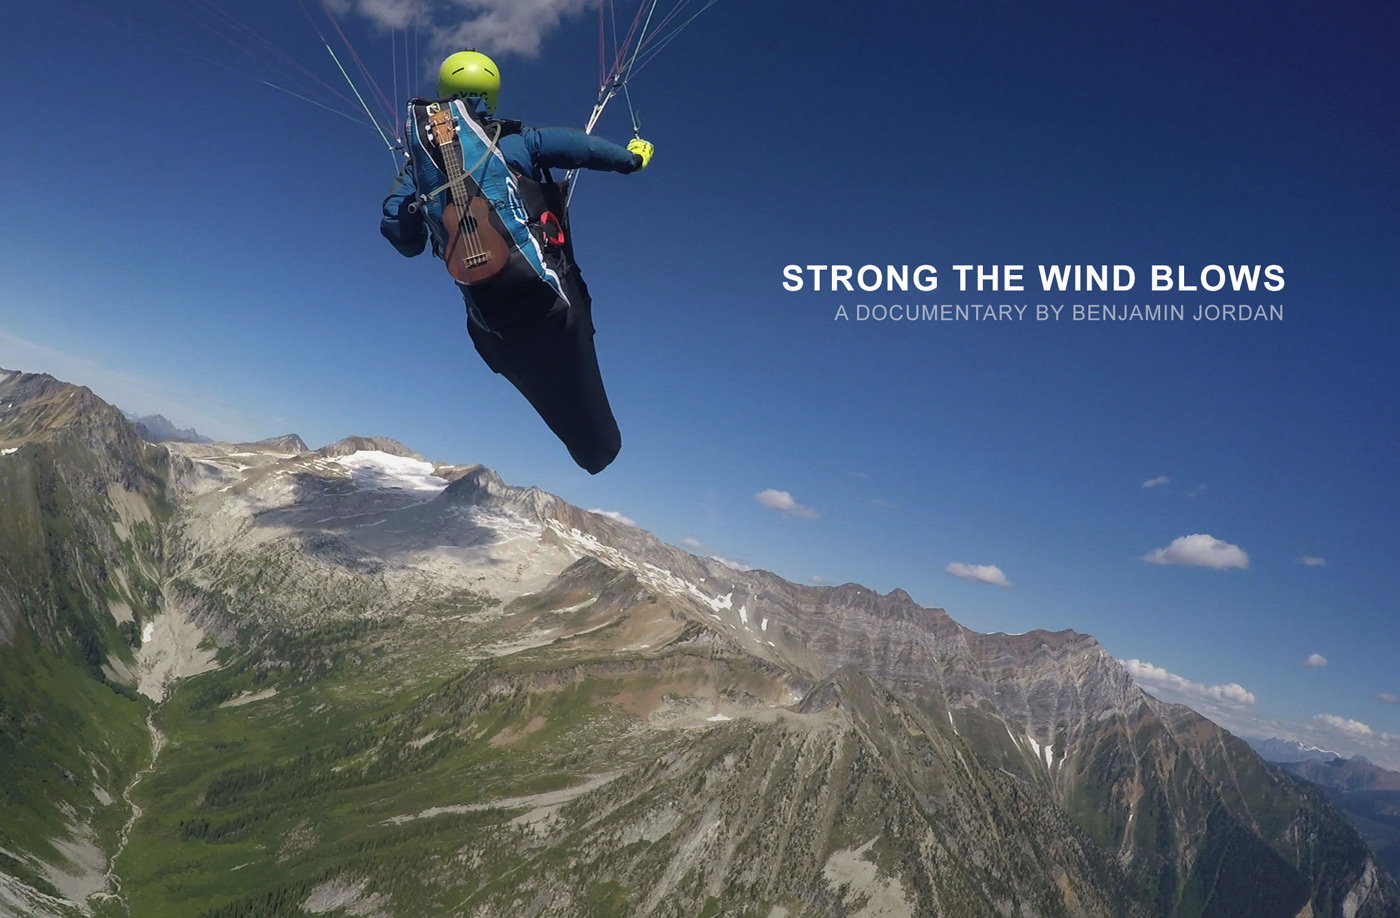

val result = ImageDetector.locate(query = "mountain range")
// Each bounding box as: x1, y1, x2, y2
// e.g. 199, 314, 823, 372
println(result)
120, 412, 213, 444
1, 365, 1396, 917
1248, 737, 1347, 765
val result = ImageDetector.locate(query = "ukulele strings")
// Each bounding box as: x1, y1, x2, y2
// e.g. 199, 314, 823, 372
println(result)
451, 116, 503, 266
449, 140, 484, 263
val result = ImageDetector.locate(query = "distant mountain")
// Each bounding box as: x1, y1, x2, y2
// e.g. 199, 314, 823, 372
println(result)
2, 367, 1397, 917
122, 411, 213, 443
232, 432, 309, 453
1249, 735, 1345, 763
1289, 758, 1400, 794
314, 435, 418, 459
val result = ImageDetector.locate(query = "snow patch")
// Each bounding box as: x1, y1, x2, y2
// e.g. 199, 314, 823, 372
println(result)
706, 713, 731, 722
1025, 732, 1051, 769
761, 617, 769, 631
332, 450, 448, 496
738, 604, 748, 624
0, 447, 17, 456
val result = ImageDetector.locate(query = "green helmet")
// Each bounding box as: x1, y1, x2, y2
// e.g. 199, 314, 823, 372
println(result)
438, 50, 500, 114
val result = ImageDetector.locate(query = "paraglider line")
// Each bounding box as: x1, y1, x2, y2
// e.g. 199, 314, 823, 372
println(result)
324, 42, 397, 154
316, 0, 398, 131
631, 0, 722, 76
623, 82, 641, 135
565, 82, 624, 205
294, 0, 393, 139
618, 0, 661, 85
186, 0, 355, 108
574, 0, 723, 203
636, 0, 693, 56
260, 80, 375, 126
608, 1, 648, 85
81, 0, 363, 123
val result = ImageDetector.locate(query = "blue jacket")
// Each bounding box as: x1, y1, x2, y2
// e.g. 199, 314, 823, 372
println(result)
380, 96, 638, 276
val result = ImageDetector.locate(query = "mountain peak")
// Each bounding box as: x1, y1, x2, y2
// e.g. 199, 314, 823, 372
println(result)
234, 434, 309, 454
0, 369, 137, 447
315, 436, 420, 460
440, 465, 508, 504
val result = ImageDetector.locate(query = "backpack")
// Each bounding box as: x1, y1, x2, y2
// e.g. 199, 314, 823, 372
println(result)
404, 99, 573, 300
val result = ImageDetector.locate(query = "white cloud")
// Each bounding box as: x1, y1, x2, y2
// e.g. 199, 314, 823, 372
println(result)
1304, 654, 1327, 667
1143, 533, 1249, 570
1297, 556, 1327, 567
588, 509, 635, 527
327, 0, 418, 30
1379, 693, 1399, 705
338, 0, 593, 59
1121, 659, 1257, 706
678, 537, 751, 571
946, 562, 1010, 587
1315, 714, 1373, 737
1142, 476, 1171, 488
869, 498, 895, 508
810, 575, 832, 585
755, 489, 818, 519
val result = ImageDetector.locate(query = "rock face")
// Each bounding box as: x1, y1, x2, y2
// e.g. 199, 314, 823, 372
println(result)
1281, 758, 1400, 883
0, 369, 174, 917
1, 369, 1397, 917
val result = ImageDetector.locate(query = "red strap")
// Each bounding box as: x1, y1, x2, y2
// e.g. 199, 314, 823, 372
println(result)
539, 211, 566, 247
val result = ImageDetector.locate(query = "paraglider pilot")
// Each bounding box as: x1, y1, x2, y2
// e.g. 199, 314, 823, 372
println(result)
380, 51, 653, 474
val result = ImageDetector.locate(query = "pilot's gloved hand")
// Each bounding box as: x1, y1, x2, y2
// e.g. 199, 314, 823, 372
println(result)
627, 137, 654, 172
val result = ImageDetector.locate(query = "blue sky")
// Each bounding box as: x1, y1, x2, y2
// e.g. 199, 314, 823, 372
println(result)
3, 0, 1398, 765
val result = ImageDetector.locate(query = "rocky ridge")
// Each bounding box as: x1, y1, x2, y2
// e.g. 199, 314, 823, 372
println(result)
0, 369, 1395, 917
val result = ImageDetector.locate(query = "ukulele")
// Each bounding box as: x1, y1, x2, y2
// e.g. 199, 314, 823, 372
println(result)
426, 106, 511, 285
